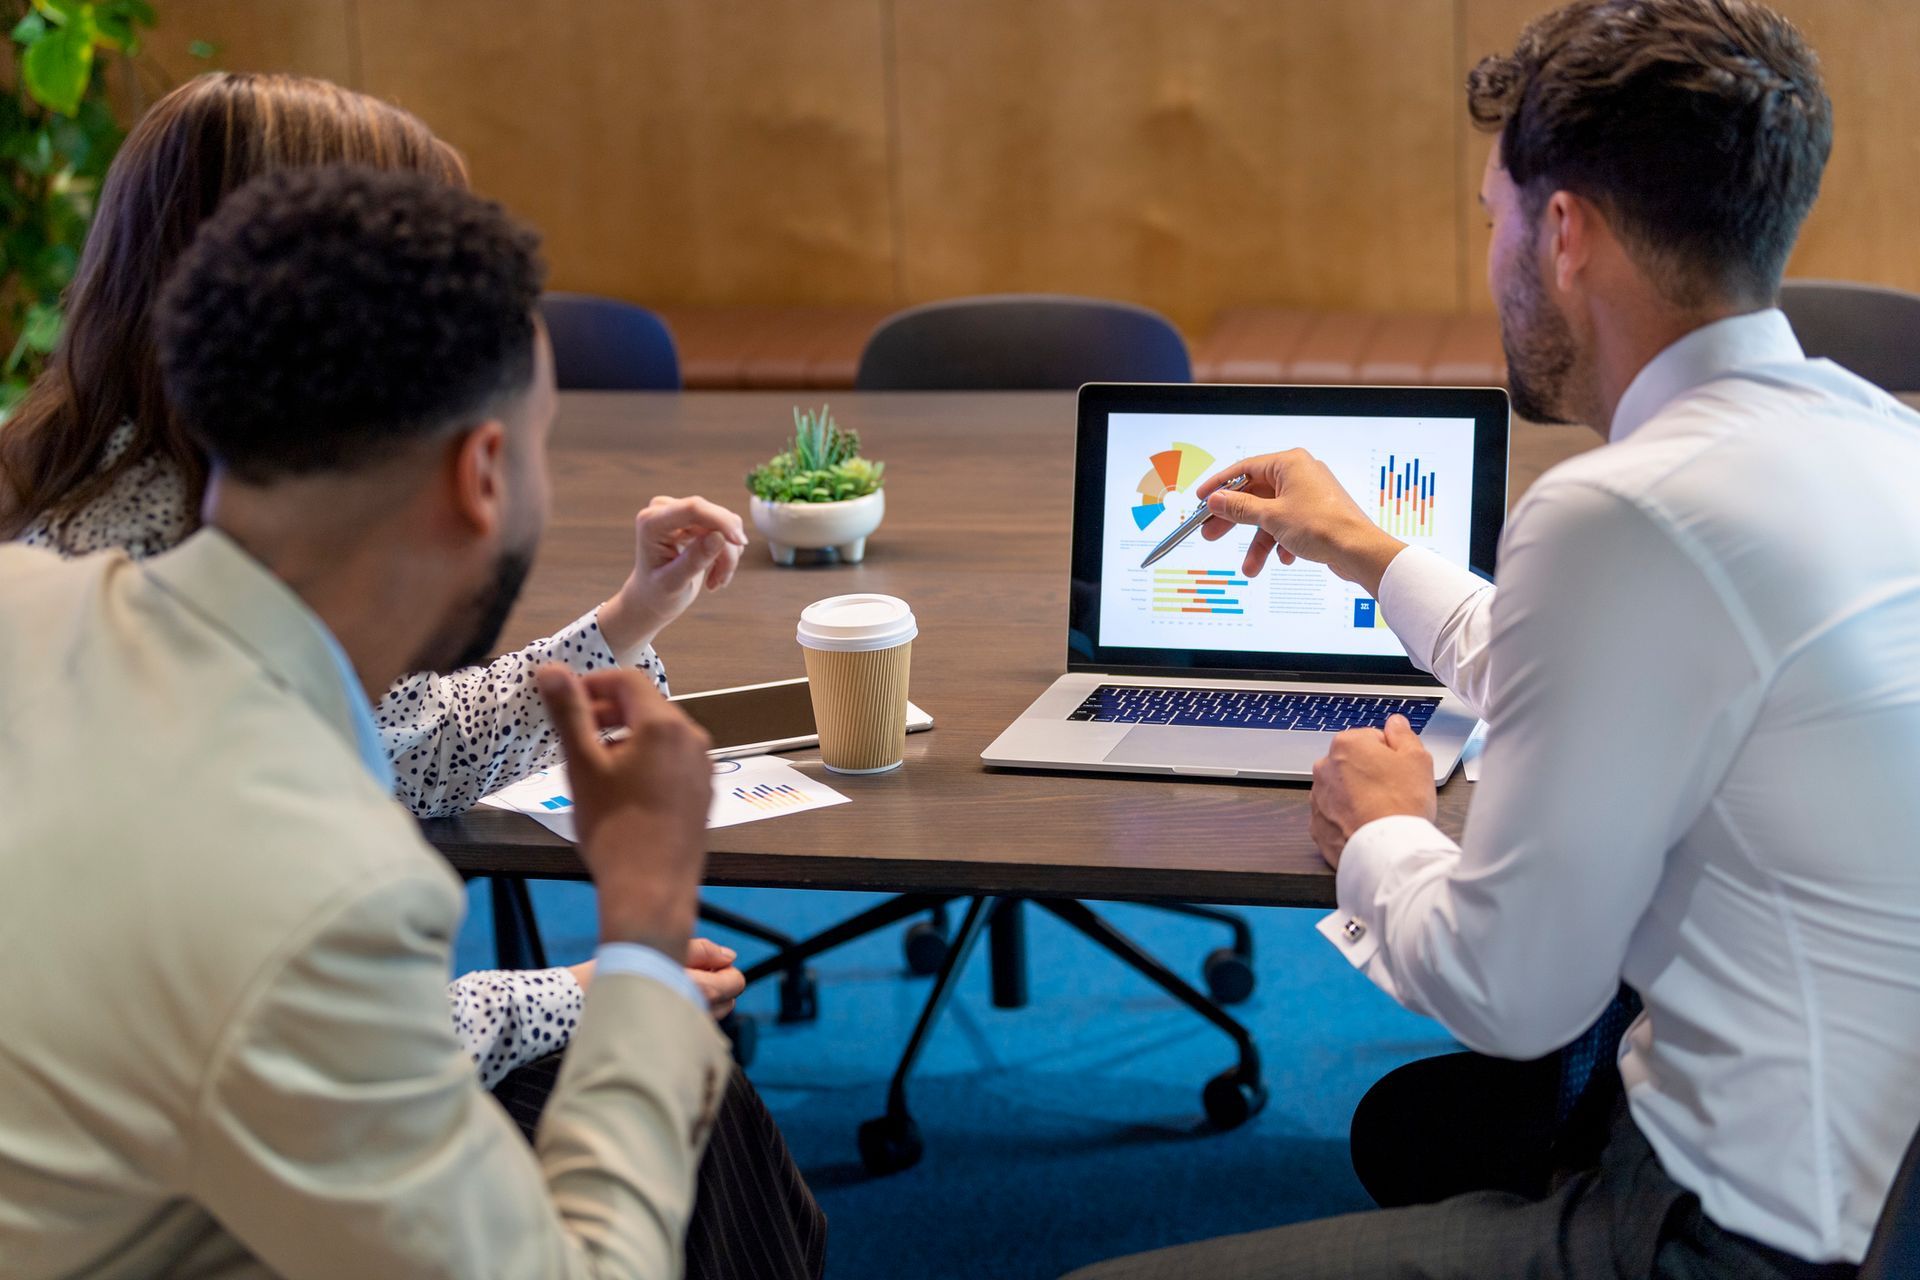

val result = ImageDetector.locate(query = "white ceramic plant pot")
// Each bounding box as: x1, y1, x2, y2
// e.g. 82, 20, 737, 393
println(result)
750, 489, 885, 565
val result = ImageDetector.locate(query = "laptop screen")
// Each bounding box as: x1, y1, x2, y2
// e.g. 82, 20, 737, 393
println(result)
1070, 384, 1509, 680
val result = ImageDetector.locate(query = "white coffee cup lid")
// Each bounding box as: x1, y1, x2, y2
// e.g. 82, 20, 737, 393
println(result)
796, 594, 918, 652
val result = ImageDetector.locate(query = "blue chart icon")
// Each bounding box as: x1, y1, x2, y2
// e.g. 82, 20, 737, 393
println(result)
540, 795, 573, 811
1352, 599, 1378, 629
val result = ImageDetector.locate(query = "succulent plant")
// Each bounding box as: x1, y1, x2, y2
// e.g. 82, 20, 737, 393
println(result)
746, 405, 886, 503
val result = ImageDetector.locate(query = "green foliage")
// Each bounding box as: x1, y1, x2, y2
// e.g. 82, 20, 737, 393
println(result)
746, 404, 886, 504
2, 0, 166, 417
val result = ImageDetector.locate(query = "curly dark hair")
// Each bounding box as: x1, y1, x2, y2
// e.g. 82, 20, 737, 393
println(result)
1467, 0, 1831, 308
154, 164, 545, 483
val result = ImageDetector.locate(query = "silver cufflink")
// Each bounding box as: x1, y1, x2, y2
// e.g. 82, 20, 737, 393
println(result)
1342, 919, 1367, 943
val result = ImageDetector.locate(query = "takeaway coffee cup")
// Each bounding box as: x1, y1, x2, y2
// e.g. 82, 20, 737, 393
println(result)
796, 594, 917, 774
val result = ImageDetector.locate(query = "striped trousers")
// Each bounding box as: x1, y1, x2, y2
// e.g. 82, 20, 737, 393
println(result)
493, 1056, 827, 1280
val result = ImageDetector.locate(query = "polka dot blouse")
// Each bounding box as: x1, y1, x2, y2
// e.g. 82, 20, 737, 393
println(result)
18, 426, 670, 1088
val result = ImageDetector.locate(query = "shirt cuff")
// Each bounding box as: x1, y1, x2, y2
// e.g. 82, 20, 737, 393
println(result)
594, 942, 709, 1015
1316, 813, 1458, 971
583, 605, 670, 690
1315, 909, 1380, 969
1377, 546, 1492, 676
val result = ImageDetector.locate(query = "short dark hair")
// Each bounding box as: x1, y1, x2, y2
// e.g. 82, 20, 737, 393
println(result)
155, 164, 545, 483
1467, 0, 1831, 307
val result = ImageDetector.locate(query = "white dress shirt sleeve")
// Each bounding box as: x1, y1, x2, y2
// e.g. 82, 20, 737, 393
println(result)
1326, 479, 1766, 1058
1377, 545, 1498, 719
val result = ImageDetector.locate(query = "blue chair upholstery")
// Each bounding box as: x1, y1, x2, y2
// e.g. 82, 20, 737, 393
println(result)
539, 292, 681, 391
1779, 279, 1920, 394
856, 294, 1191, 390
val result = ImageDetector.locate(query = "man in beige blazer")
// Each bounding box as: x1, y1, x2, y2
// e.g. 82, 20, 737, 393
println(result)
0, 165, 732, 1277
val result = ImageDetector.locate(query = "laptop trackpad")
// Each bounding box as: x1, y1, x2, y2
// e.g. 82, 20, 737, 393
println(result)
1102, 725, 1317, 773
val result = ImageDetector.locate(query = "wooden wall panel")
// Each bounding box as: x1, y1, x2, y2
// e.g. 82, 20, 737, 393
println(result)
1457, 0, 1552, 314
142, 0, 356, 89
355, 0, 898, 307
1771, 0, 1920, 291
1459, 0, 1920, 311
110, 0, 1920, 325
890, 0, 1462, 333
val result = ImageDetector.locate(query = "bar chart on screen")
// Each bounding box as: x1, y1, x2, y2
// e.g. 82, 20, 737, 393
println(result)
1152, 567, 1249, 615
1375, 453, 1441, 540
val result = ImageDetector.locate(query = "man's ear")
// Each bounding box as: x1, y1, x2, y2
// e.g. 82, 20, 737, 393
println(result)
447, 419, 508, 539
1544, 190, 1592, 294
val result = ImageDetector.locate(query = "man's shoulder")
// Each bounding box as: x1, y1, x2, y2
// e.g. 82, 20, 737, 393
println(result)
1, 539, 457, 951
0, 540, 130, 597
139, 688, 458, 917
1525, 368, 1915, 530
1515, 439, 1689, 540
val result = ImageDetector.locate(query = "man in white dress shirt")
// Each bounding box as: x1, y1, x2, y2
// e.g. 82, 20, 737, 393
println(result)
0, 166, 732, 1277
1070, 1, 1919, 1277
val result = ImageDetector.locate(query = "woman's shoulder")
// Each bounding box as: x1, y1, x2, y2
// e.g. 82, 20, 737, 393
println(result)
14, 426, 193, 562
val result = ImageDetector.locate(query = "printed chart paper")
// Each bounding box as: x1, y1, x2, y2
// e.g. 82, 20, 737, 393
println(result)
479, 753, 849, 841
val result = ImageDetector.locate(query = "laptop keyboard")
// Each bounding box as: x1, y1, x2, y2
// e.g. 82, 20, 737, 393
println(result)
1068, 685, 1440, 733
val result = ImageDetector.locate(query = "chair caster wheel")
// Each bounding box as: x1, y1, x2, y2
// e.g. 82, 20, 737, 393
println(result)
1202, 1070, 1268, 1130
857, 1113, 924, 1175
719, 1011, 757, 1068
777, 968, 819, 1024
903, 920, 949, 975
1202, 947, 1256, 1004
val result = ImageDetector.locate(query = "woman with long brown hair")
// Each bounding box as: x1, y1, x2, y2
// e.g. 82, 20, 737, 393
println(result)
1, 75, 464, 552
1, 72, 823, 1278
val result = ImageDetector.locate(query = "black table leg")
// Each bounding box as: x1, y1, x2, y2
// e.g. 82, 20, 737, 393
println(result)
490, 876, 549, 970
989, 898, 1029, 1009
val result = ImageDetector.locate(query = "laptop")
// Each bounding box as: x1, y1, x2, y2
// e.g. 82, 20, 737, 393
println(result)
982, 382, 1509, 782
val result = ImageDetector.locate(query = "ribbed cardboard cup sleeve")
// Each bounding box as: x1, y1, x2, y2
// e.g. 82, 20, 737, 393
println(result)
802, 641, 913, 773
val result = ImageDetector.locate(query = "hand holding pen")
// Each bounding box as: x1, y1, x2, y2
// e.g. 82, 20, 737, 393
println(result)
1191, 452, 1407, 596
1138, 474, 1249, 568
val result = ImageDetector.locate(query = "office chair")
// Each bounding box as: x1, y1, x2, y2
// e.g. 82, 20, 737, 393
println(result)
538, 292, 682, 391
856, 293, 1193, 389
1861, 1114, 1920, 1280
1778, 279, 1920, 394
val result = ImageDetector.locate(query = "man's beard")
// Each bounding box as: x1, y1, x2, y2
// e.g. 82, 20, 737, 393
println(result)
412, 544, 536, 676
1498, 230, 1579, 426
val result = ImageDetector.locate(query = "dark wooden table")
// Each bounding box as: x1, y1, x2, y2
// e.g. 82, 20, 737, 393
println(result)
422, 391, 1599, 909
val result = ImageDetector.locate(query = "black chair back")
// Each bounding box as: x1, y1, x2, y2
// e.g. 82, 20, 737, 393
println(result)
1861, 1115, 1920, 1279
855, 294, 1191, 390
539, 292, 681, 391
1779, 279, 1920, 394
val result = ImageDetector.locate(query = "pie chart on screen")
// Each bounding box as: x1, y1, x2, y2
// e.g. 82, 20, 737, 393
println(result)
1131, 441, 1216, 530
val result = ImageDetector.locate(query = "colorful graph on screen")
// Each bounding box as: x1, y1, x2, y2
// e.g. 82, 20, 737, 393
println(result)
1131, 441, 1217, 530
1152, 567, 1248, 615
1376, 454, 1440, 539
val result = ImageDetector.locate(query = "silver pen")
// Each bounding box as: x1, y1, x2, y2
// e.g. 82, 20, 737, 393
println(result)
1139, 474, 1249, 568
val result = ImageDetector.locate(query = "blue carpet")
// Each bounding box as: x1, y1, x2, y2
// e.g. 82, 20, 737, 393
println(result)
456, 880, 1456, 1279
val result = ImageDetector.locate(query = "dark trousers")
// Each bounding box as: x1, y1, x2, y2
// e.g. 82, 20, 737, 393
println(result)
493, 1055, 827, 1280
1348, 1048, 1602, 1210
1063, 1051, 1858, 1280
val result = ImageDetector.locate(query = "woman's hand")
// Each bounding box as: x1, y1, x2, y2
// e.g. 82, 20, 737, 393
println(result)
566, 939, 743, 1020
595, 496, 748, 655
683, 937, 745, 1019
